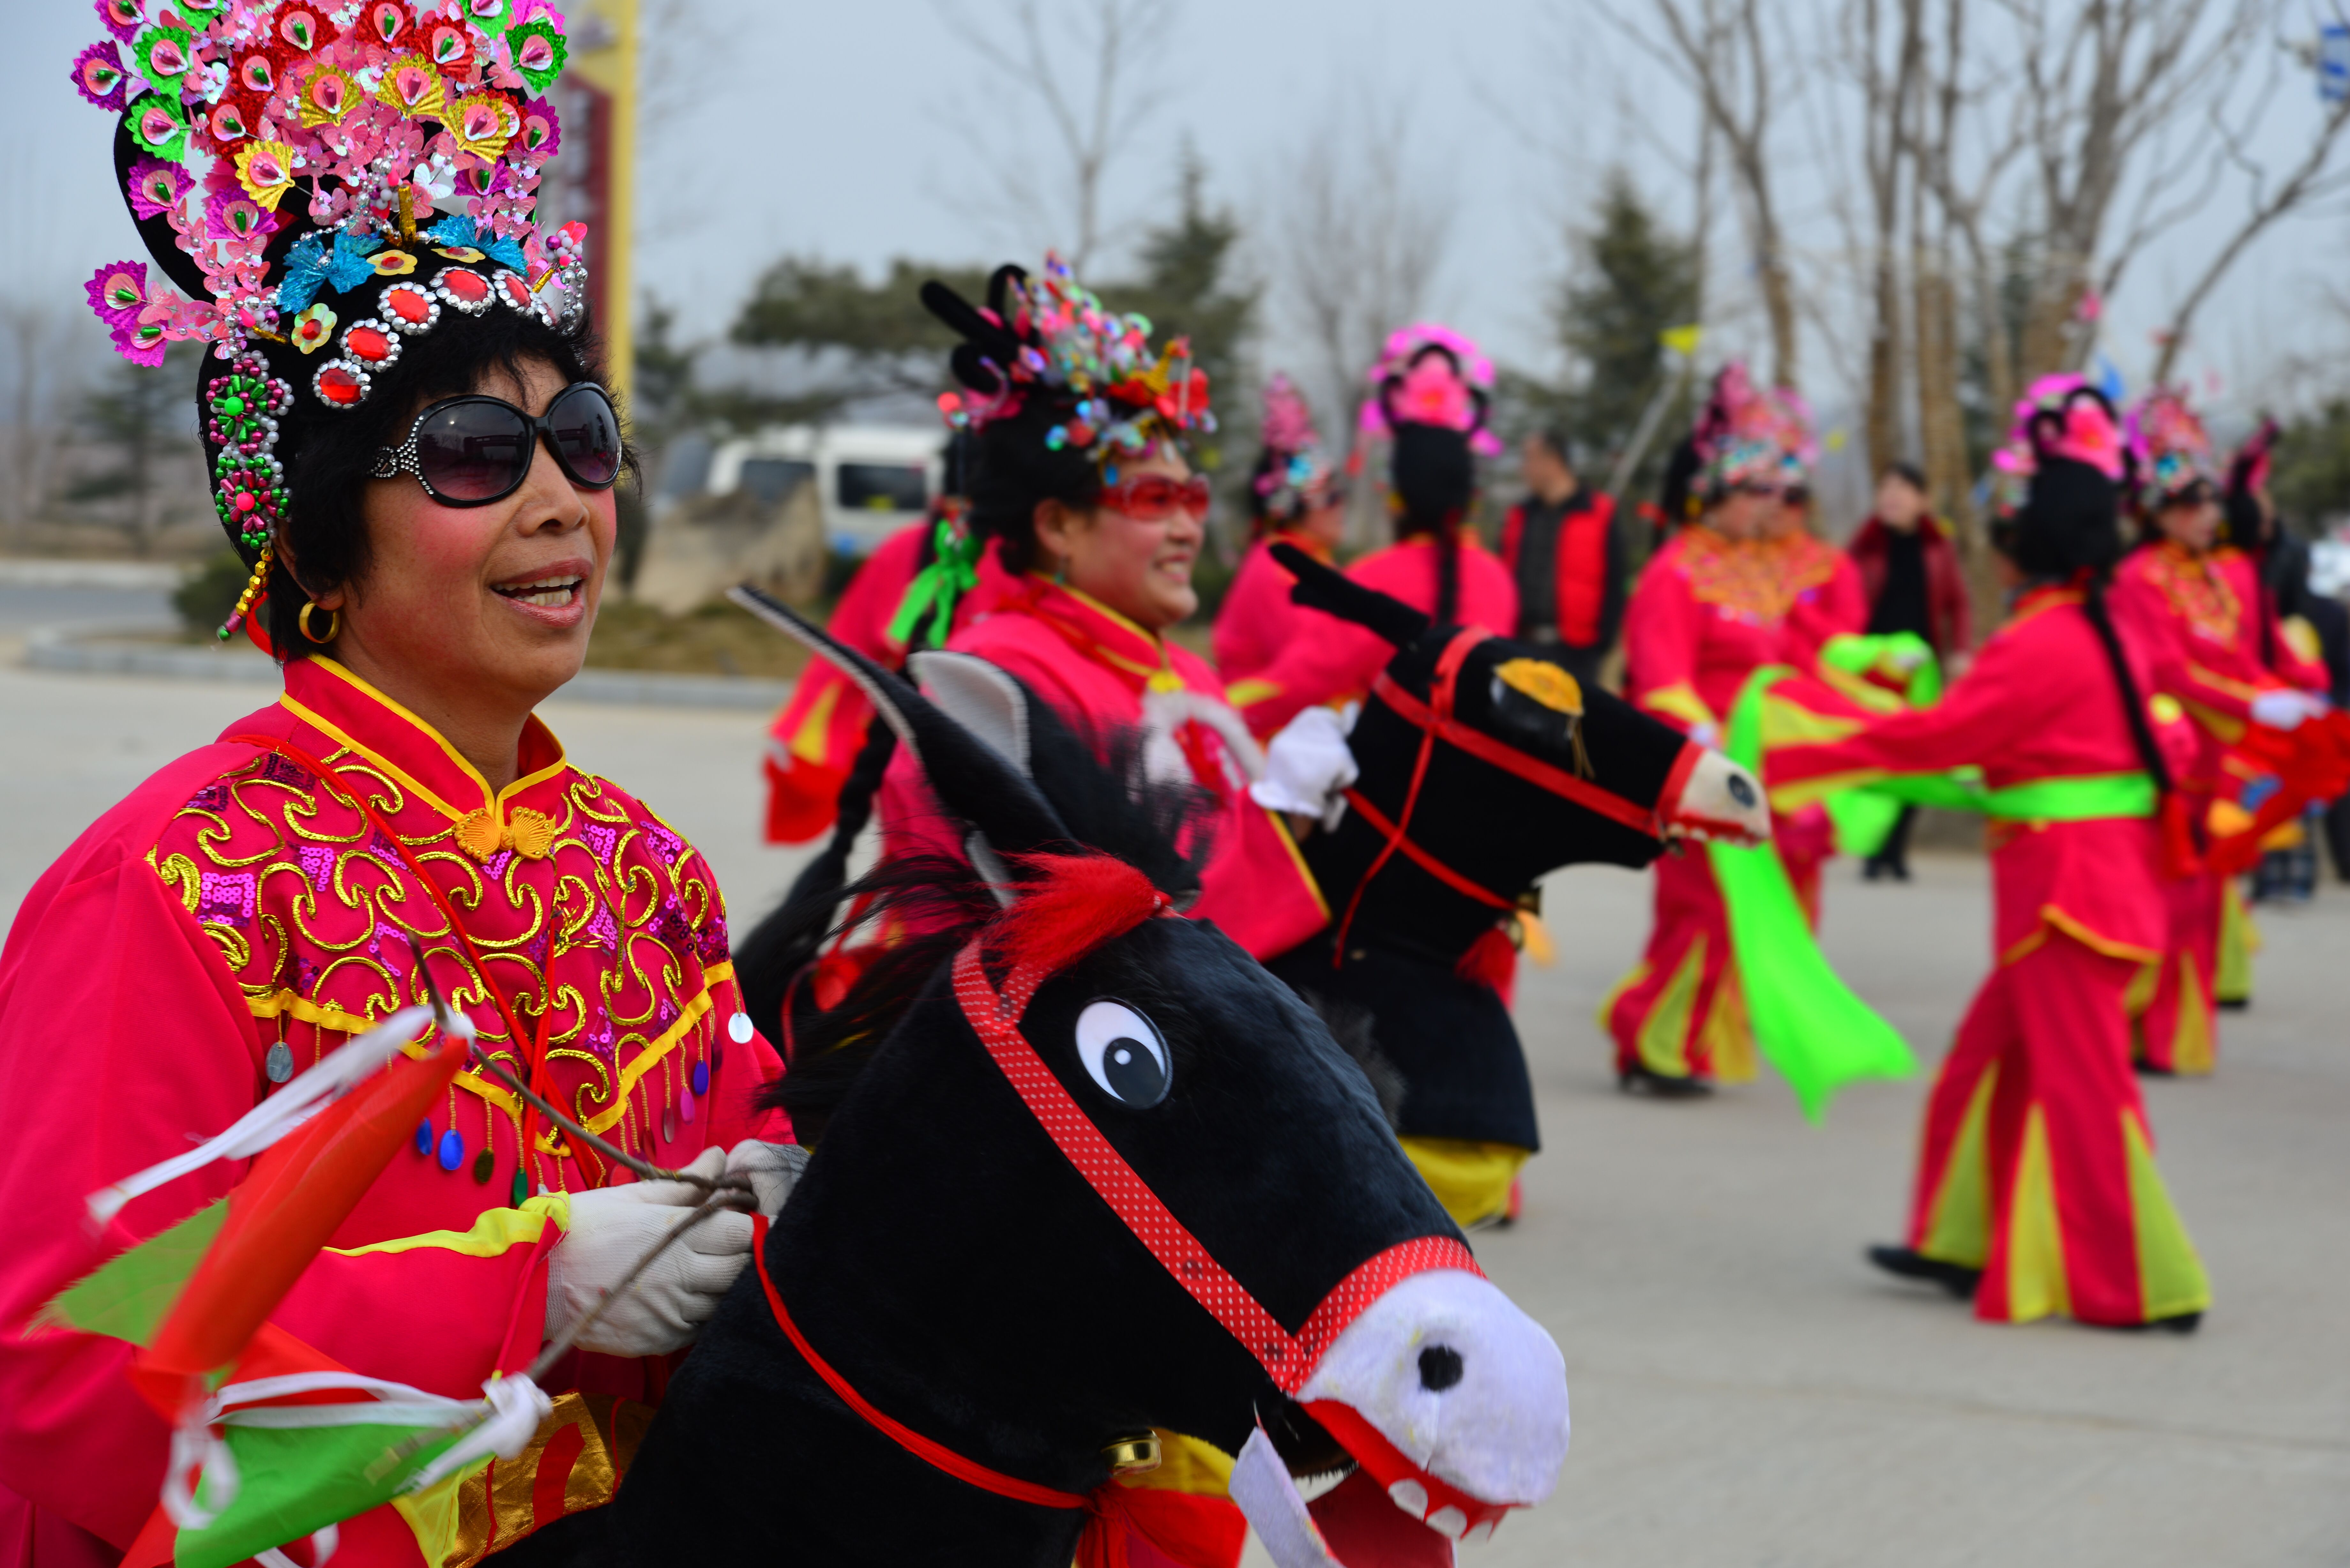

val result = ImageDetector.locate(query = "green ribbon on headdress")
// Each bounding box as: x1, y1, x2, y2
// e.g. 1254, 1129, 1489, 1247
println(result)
886, 513, 982, 651
1707, 666, 1919, 1121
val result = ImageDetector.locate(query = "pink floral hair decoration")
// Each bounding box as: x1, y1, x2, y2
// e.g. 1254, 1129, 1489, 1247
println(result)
1358, 323, 1503, 456
70, 0, 591, 374
1992, 374, 2125, 483
1690, 361, 1810, 499
1251, 372, 1335, 520
2126, 385, 2217, 510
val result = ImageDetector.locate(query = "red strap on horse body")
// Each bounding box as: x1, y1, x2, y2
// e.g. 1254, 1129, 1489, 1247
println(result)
749, 1212, 1088, 1510
954, 944, 1483, 1394
1365, 671, 1663, 838
1338, 789, 1513, 911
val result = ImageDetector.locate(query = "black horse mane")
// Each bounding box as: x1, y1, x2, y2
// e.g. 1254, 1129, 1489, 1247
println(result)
749, 704, 1411, 1141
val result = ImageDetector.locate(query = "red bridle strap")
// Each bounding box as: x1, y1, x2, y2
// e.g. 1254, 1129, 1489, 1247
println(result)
749, 1212, 1087, 1511
953, 943, 1482, 1394
1365, 669, 1664, 839
1339, 788, 1513, 911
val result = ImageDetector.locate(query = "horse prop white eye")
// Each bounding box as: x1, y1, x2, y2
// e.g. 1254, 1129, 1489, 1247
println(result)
1075, 999, 1171, 1108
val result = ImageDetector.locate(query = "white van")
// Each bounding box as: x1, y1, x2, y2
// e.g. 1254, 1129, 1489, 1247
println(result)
703, 425, 944, 558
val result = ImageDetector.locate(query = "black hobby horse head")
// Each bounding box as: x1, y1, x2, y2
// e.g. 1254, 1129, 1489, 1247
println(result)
1265, 540, 1768, 974
591, 585, 1574, 1567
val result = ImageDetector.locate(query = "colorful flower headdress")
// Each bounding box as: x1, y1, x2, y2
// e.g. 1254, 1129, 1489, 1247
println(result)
73, 0, 592, 643
1252, 373, 1336, 521
1988, 374, 2124, 519
1358, 324, 1502, 456
74, 0, 589, 394
2126, 386, 2217, 510
926, 254, 1213, 463
1688, 361, 1802, 499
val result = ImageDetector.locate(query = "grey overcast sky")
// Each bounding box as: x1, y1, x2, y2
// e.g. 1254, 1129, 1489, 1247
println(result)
8, 0, 2348, 435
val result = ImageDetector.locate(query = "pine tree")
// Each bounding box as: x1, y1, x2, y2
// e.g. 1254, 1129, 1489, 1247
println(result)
68, 341, 201, 555
1521, 174, 1701, 505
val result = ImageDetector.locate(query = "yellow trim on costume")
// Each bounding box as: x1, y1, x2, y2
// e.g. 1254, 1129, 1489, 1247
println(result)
1636, 683, 1716, 732
2003, 1105, 2072, 1324
2167, 953, 2215, 1076
2039, 906, 2161, 967
283, 657, 572, 824
2178, 697, 2246, 745
1770, 766, 1893, 813
1699, 966, 1754, 1083
787, 680, 843, 765
1919, 1063, 1996, 1268
1400, 1138, 1528, 1229
2215, 881, 2255, 1004
587, 983, 716, 1135
325, 1193, 571, 1258
1224, 678, 1280, 709
1262, 809, 1330, 922
1758, 697, 1869, 750
1037, 577, 1183, 688
2123, 1109, 2211, 1321
1635, 935, 1707, 1080
2182, 659, 2261, 706
2281, 615, 2323, 667
1812, 661, 1906, 714
248, 987, 380, 1036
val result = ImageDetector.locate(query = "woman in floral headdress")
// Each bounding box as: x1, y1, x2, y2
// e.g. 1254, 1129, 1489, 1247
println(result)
1224, 327, 1518, 738
1602, 364, 1806, 1094
1773, 379, 2210, 1331
1210, 374, 1347, 688
2, 5, 796, 1563
881, 258, 1327, 966
2109, 388, 2331, 1075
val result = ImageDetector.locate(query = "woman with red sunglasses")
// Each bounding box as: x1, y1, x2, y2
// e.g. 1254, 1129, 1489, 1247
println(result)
876, 258, 1328, 967
0, 26, 798, 1560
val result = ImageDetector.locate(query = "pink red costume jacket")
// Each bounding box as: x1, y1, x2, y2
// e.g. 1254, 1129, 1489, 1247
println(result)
1227, 533, 1517, 738
0, 657, 784, 1566
882, 579, 1329, 964
1211, 529, 1333, 688
762, 525, 1016, 844
1765, 586, 2209, 1325
1497, 491, 1621, 651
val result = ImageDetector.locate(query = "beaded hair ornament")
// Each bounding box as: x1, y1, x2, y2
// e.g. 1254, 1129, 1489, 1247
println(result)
1987, 374, 2125, 519
71, 0, 591, 639
2126, 386, 2218, 512
1687, 361, 1808, 504
1357, 323, 1502, 456
925, 253, 1214, 469
1252, 373, 1336, 523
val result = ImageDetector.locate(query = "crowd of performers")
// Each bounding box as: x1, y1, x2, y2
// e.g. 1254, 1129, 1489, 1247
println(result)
4, 2, 2346, 1549
763, 307, 2349, 1344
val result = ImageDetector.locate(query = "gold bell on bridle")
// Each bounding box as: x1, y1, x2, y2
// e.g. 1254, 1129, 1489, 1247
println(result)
1101, 1432, 1162, 1477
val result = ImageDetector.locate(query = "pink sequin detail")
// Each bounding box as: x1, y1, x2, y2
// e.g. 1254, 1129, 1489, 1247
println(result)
197, 871, 255, 925
298, 846, 334, 891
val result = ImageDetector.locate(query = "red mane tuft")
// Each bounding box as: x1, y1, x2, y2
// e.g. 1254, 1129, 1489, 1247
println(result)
986, 853, 1169, 979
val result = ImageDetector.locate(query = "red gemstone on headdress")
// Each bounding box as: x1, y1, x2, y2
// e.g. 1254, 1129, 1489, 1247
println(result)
346, 325, 392, 362
440, 268, 488, 303
386, 288, 431, 324
498, 273, 532, 308
316, 365, 364, 406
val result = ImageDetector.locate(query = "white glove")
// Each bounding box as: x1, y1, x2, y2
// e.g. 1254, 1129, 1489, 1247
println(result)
1249, 705, 1359, 832
725, 1139, 809, 1220
2251, 689, 2324, 730
1688, 722, 1721, 751
545, 1146, 753, 1357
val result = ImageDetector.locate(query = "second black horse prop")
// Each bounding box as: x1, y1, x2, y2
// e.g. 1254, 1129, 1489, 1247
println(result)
1259, 541, 1769, 1158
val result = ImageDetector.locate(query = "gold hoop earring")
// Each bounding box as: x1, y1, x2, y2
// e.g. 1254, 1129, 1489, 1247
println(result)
299, 602, 341, 644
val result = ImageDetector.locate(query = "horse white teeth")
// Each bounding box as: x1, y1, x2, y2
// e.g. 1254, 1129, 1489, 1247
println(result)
1427, 1505, 1469, 1538
1386, 1478, 1429, 1519
1467, 1519, 1499, 1544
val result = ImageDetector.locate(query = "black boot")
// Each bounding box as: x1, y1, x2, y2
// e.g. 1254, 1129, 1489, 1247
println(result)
1866, 1244, 1981, 1299
1617, 1062, 1714, 1098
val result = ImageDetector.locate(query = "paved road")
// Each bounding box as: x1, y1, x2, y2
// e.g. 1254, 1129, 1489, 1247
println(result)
4, 663, 2345, 1567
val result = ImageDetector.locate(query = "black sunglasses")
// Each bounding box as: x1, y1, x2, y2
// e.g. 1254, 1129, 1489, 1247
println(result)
371, 381, 623, 506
